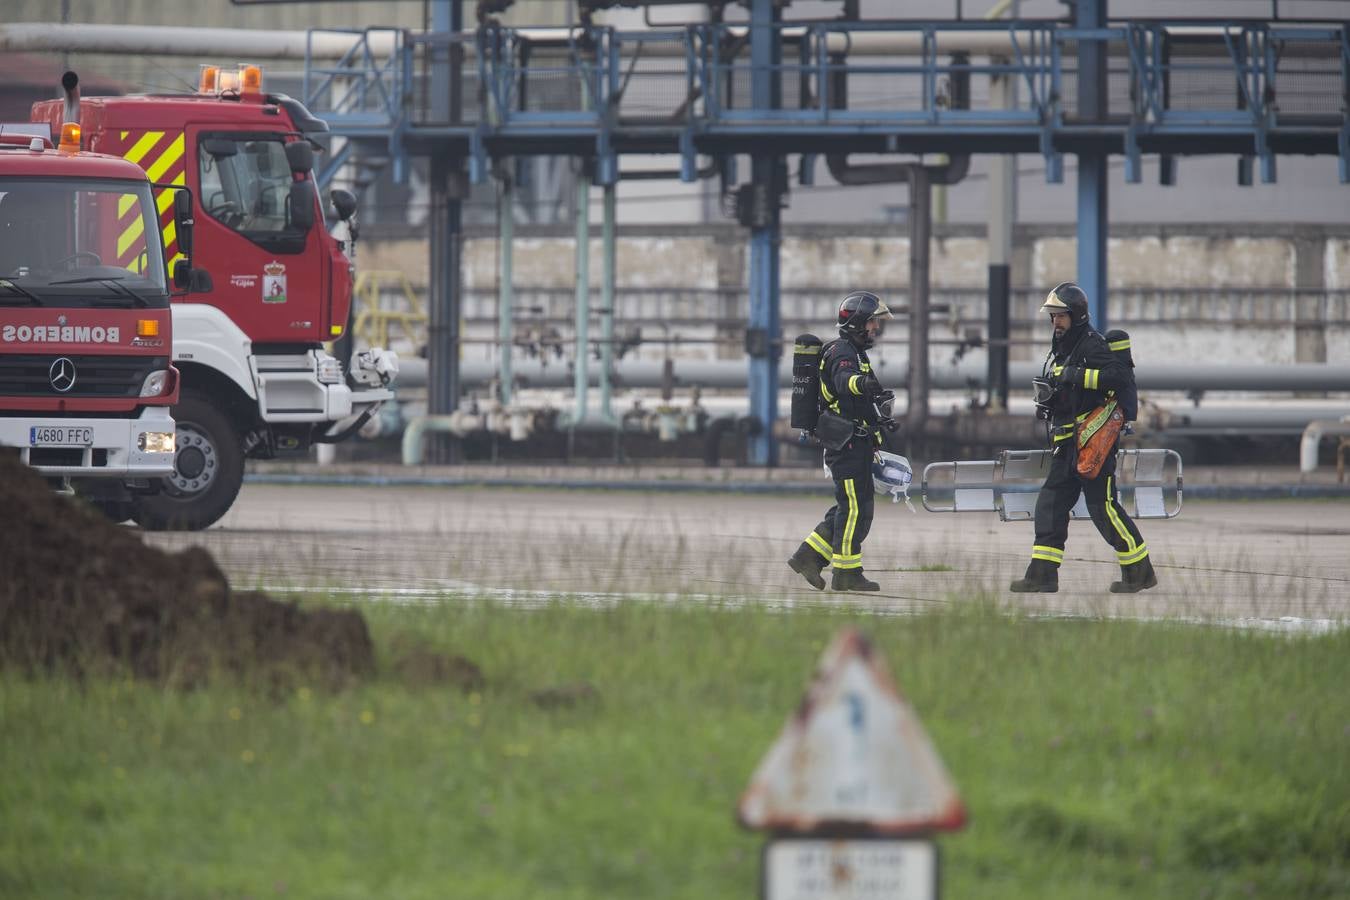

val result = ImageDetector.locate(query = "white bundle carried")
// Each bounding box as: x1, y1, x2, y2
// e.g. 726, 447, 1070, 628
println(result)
872, 450, 915, 511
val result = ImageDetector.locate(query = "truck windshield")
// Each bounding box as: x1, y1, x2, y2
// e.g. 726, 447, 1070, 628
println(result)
0, 177, 169, 308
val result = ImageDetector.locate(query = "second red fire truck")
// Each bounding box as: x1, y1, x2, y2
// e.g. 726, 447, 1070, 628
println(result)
33, 66, 397, 530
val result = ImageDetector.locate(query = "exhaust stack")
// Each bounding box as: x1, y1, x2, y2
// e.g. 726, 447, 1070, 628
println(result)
61, 70, 80, 124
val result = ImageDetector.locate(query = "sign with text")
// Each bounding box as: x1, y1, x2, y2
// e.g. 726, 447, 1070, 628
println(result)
764, 839, 937, 900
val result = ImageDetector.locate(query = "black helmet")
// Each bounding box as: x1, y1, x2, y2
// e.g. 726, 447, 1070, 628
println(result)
837, 290, 893, 348
1041, 281, 1090, 325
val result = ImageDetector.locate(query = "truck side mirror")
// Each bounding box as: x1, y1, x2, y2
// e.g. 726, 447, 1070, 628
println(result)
285, 140, 314, 174
174, 260, 213, 293
330, 188, 357, 222
288, 180, 316, 231
172, 189, 194, 256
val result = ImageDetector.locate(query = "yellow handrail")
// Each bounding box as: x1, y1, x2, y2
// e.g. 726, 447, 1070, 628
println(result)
350, 269, 427, 350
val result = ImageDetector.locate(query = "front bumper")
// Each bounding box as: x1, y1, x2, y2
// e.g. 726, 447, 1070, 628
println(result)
0, 406, 177, 477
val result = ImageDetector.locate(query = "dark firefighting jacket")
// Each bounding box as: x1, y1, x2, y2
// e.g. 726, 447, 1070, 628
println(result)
1042, 322, 1130, 449
819, 337, 885, 446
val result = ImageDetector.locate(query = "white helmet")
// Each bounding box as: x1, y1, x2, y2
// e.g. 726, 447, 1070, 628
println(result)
872, 451, 914, 507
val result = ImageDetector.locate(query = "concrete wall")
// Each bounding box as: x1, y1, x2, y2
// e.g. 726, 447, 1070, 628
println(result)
356, 224, 1350, 372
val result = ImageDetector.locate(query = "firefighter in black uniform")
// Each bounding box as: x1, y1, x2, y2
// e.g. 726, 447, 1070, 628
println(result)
1010, 282, 1158, 594
787, 291, 898, 592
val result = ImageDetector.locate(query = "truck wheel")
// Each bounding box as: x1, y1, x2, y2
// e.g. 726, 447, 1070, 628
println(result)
134, 392, 244, 531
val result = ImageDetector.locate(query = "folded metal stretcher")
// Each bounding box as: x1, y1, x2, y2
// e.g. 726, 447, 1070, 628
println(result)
920, 449, 1183, 520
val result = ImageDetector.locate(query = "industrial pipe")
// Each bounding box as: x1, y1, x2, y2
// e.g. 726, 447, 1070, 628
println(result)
1299, 416, 1350, 474
1, 22, 1294, 61
396, 358, 1350, 394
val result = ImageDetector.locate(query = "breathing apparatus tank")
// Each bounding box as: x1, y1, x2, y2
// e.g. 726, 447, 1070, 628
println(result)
790, 333, 823, 431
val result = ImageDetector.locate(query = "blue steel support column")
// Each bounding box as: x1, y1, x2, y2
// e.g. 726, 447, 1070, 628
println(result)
747, 0, 782, 467
1076, 0, 1109, 331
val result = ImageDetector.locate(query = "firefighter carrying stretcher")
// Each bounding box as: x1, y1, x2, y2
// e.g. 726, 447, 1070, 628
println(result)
1009, 282, 1158, 594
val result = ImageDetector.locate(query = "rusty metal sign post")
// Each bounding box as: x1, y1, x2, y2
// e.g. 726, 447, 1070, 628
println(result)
738, 628, 967, 900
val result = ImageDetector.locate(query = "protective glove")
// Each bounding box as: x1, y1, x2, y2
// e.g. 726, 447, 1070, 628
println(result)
879, 415, 901, 433
1052, 364, 1082, 387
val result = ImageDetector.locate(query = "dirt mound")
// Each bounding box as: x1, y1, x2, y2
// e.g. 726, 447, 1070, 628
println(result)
0, 452, 373, 688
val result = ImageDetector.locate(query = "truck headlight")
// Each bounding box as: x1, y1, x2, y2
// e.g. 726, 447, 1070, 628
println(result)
138, 431, 176, 453
139, 369, 172, 397
316, 354, 343, 385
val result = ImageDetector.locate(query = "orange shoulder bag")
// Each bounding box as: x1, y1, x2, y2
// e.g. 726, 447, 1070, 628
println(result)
1075, 399, 1123, 479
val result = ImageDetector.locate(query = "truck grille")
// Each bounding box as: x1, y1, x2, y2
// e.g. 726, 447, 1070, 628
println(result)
0, 354, 169, 398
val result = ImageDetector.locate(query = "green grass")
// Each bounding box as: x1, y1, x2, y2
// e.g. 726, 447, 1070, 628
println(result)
2, 599, 1348, 900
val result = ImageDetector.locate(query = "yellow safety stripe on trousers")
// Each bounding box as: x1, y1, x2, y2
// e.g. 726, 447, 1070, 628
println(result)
1031, 545, 1064, 564
805, 531, 832, 560
1117, 544, 1150, 565
842, 478, 860, 558
1083, 368, 1100, 390
1109, 338, 1131, 351
1103, 476, 1140, 553
831, 553, 863, 569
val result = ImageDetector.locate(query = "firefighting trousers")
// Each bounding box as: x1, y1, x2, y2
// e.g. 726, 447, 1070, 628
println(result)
801, 442, 875, 571
1028, 442, 1149, 570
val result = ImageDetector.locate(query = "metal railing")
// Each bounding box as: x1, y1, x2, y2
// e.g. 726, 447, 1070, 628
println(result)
303, 19, 1350, 188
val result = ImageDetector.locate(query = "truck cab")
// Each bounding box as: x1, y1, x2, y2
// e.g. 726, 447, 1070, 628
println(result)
0, 124, 180, 510
34, 68, 397, 531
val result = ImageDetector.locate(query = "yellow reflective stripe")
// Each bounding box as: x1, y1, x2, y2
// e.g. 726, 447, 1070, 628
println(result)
155, 170, 185, 215
1084, 368, 1099, 390
1109, 339, 1131, 351
1076, 411, 1090, 422
820, 381, 834, 402
1052, 364, 1063, 376
1104, 476, 1139, 553
859, 362, 871, 373
1053, 431, 1074, 442
842, 478, 859, 557
1118, 544, 1150, 565
831, 554, 862, 569
116, 214, 145, 258
1031, 545, 1064, 563
123, 130, 164, 165
805, 532, 832, 559
144, 133, 185, 182
848, 374, 863, 396
793, 343, 820, 355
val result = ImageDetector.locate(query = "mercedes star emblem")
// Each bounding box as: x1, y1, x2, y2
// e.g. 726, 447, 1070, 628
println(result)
49, 357, 77, 393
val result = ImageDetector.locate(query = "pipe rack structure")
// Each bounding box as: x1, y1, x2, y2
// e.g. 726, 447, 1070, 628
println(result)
290, 3, 1347, 464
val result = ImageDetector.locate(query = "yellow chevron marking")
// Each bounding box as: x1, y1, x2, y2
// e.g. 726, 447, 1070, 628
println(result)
123, 131, 164, 166
117, 214, 145, 259
144, 133, 185, 183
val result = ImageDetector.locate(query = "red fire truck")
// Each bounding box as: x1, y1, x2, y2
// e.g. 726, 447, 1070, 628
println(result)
34, 68, 396, 530
0, 121, 186, 513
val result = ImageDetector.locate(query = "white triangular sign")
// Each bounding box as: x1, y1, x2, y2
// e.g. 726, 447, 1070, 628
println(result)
738, 627, 966, 835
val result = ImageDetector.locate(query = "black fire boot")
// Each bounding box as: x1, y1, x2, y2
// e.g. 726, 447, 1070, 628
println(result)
830, 568, 881, 592
1110, 557, 1158, 593
1009, 559, 1059, 593
787, 546, 827, 591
